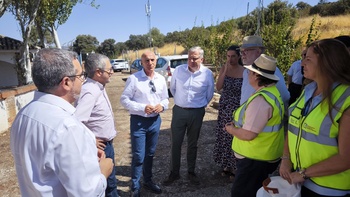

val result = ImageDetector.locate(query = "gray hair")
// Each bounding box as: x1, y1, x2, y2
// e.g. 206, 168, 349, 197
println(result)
189, 46, 204, 58
84, 53, 109, 78
32, 48, 78, 93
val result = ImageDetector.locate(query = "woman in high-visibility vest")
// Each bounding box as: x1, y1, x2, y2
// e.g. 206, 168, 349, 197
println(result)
279, 39, 350, 197
225, 54, 285, 197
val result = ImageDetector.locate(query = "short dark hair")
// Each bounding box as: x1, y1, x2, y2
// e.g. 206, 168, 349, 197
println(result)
334, 35, 350, 48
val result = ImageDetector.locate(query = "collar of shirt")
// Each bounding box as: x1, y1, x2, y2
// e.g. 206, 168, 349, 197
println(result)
34, 91, 76, 115
85, 77, 104, 90
186, 63, 205, 75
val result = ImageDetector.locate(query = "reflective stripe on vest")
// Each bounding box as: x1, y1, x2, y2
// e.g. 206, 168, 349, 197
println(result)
232, 86, 284, 161
288, 84, 350, 191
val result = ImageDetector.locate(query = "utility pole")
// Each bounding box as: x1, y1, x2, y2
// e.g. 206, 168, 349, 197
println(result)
255, 0, 263, 36
145, 0, 152, 48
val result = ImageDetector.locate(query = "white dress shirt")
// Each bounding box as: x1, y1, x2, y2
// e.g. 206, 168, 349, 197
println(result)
120, 70, 169, 117
170, 64, 215, 108
10, 91, 106, 197
240, 67, 290, 105
75, 78, 117, 141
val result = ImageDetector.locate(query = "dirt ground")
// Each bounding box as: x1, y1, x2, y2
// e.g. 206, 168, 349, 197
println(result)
0, 72, 232, 197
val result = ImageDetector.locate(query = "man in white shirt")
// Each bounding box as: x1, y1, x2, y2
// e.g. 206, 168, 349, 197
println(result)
163, 46, 215, 186
239, 35, 289, 106
75, 53, 118, 197
10, 48, 113, 197
120, 51, 169, 197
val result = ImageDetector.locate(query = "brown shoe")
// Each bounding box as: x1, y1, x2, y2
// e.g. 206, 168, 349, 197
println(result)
188, 172, 200, 185
163, 172, 180, 186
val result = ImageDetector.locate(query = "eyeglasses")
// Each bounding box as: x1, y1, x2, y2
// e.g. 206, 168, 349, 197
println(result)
67, 72, 87, 82
149, 80, 156, 93
240, 48, 258, 55
188, 57, 201, 62
99, 67, 114, 75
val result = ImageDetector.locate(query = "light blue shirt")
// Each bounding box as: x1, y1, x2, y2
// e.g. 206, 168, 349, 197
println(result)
170, 64, 215, 108
11, 91, 106, 197
287, 60, 303, 85
75, 78, 116, 141
120, 70, 169, 117
240, 67, 290, 106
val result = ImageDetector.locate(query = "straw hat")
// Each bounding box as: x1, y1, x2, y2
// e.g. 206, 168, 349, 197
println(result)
244, 54, 279, 81
240, 35, 265, 49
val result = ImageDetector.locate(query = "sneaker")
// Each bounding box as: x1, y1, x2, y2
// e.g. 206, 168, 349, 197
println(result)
188, 172, 200, 185
130, 189, 140, 197
163, 172, 180, 186
143, 181, 162, 194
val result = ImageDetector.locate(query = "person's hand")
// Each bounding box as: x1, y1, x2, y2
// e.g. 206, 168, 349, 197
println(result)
153, 104, 164, 113
144, 104, 155, 115
96, 139, 106, 150
225, 122, 235, 136
97, 149, 106, 162
99, 158, 113, 179
289, 171, 306, 184
279, 159, 293, 183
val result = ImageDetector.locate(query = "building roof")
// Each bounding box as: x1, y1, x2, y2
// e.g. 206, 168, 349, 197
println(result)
0, 35, 22, 50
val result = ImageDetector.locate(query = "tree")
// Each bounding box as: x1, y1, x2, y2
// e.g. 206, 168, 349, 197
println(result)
72, 34, 99, 61
34, 0, 98, 48
150, 28, 165, 48
97, 39, 117, 58
7, 0, 41, 85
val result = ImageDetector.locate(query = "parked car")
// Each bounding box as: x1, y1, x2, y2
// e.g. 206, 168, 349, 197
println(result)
110, 59, 129, 72
155, 55, 188, 89
129, 58, 142, 74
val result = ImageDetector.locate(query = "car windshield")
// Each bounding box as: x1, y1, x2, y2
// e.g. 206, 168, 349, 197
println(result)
111, 59, 125, 63
170, 59, 188, 68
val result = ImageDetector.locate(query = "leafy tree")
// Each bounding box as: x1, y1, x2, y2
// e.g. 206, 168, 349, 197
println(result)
96, 39, 116, 58
72, 34, 99, 61
7, 0, 41, 85
114, 42, 128, 57
261, 8, 302, 78
125, 34, 148, 50
150, 28, 165, 48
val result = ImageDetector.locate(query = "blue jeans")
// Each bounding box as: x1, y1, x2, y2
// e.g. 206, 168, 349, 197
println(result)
104, 141, 119, 197
130, 115, 161, 191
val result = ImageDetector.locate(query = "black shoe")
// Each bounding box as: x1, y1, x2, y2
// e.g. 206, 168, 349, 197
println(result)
130, 189, 140, 197
143, 181, 162, 194
188, 172, 200, 185
163, 172, 180, 186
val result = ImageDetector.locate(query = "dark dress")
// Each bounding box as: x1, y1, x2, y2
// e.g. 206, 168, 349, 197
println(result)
213, 76, 243, 170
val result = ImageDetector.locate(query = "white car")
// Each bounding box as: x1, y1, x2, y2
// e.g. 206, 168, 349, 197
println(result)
110, 59, 129, 72
154, 55, 188, 89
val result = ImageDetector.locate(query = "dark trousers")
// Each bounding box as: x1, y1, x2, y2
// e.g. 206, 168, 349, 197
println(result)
170, 105, 205, 174
231, 158, 279, 197
130, 115, 161, 191
288, 82, 303, 106
104, 140, 119, 197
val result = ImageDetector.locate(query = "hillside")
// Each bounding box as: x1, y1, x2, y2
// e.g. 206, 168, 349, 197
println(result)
121, 14, 350, 62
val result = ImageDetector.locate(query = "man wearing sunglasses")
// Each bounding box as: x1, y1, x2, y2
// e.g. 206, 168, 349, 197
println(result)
120, 51, 169, 197
75, 53, 119, 197
11, 48, 113, 197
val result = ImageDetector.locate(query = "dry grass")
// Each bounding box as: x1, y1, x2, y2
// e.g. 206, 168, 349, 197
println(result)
293, 14, 350, 43
120, 43, 185, 62
121, 14, 350, 61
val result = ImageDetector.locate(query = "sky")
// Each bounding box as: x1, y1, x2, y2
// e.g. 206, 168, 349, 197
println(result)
0, 0, 336, 47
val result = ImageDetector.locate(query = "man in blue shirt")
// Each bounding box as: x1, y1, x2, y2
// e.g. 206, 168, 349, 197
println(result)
163, 46, 215, 186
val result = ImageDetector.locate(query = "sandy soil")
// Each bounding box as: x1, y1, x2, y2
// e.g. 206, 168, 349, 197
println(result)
0, 72, 232, 197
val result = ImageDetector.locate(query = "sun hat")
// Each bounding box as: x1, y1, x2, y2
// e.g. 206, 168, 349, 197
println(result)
240, 35, 266, 49
244, 54, 279, 81
256, 176, 301, 197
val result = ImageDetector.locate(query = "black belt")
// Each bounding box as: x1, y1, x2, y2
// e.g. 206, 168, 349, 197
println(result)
175, 105, 203, 110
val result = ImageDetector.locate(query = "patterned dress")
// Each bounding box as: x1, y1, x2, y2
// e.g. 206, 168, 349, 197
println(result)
213, 75, 243, 170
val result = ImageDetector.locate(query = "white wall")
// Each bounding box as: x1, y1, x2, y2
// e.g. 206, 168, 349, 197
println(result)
0, 90, 34, 133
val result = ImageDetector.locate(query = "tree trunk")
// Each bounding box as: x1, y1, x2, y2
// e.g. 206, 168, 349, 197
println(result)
52, 25, 61, 49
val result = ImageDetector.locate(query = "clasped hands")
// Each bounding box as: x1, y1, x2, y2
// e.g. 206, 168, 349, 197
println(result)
145, 104, 163, 115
